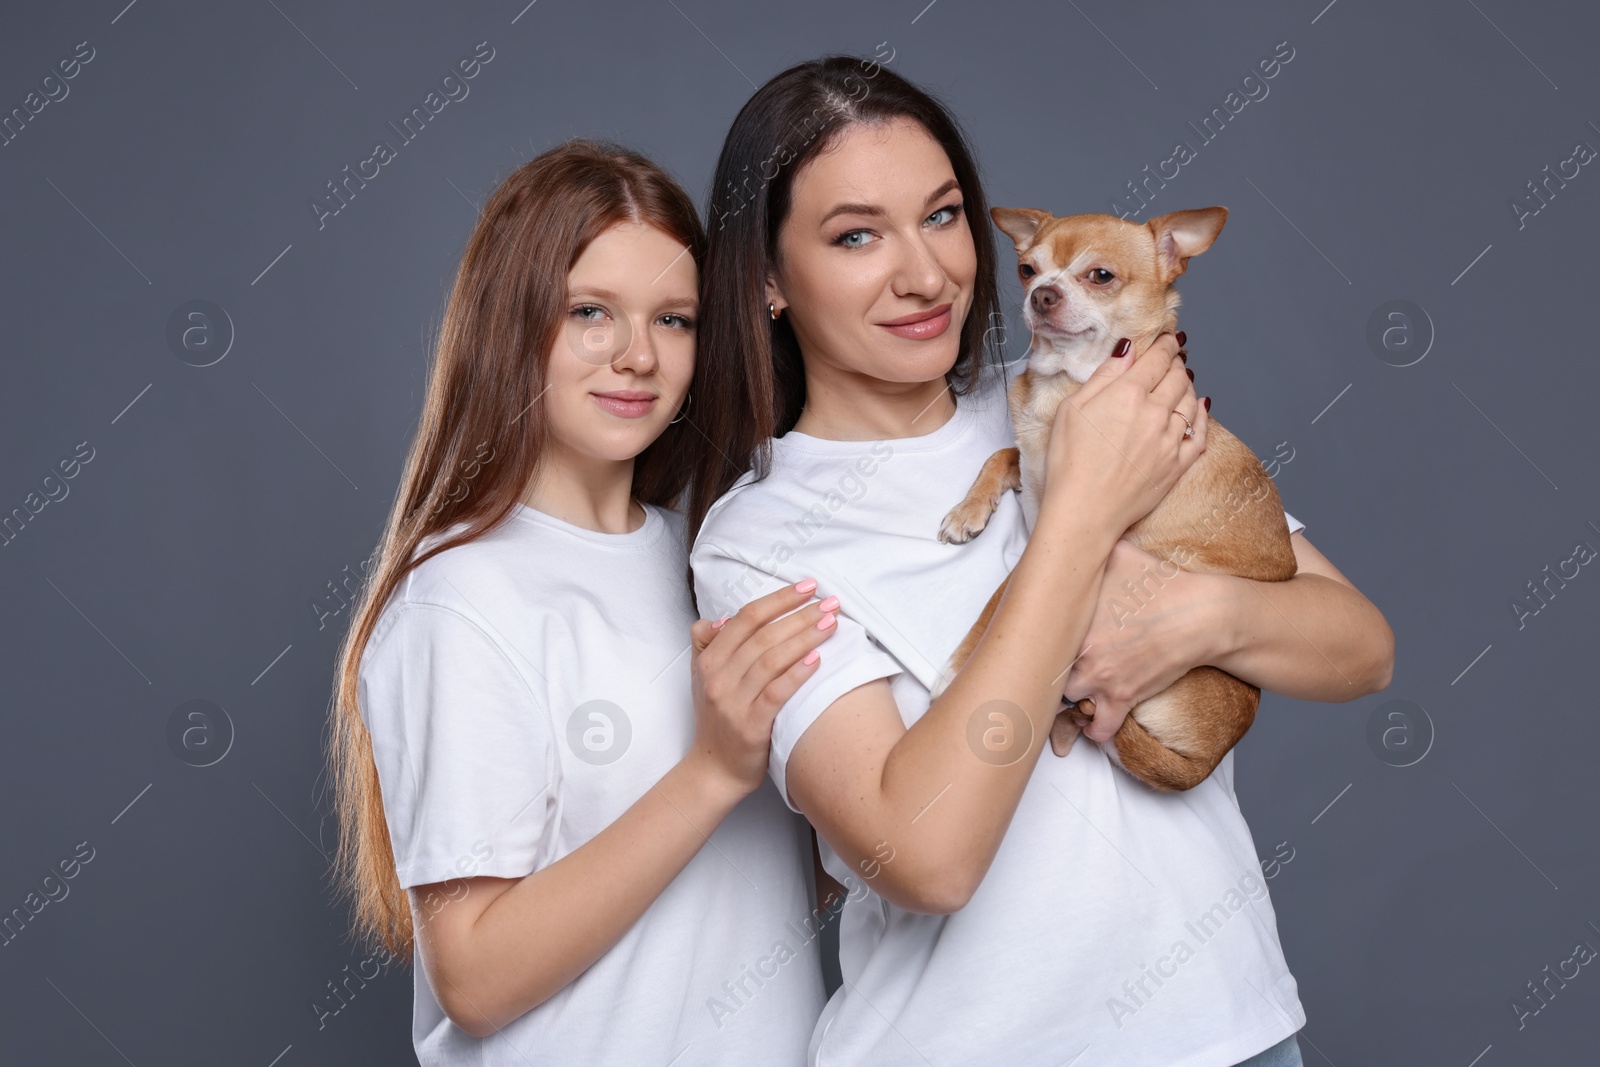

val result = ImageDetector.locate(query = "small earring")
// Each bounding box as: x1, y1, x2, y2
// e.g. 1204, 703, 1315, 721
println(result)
669, 393, 693, 425
769, 302, 780, 322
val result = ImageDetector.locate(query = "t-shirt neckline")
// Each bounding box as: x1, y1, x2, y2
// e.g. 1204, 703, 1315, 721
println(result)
511, 500, 665, 546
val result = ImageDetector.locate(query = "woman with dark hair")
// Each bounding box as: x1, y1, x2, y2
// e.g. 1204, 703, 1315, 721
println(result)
688, 56, 1393, 1067
328, 139, 841, 1063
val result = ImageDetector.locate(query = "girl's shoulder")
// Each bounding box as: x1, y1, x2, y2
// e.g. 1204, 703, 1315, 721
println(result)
389, 503, 687, 628
369, 512, 565, 644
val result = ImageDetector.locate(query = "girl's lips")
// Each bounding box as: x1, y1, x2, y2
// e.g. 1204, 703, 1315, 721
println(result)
878, 304, 953, 340
592, 393, 656, 418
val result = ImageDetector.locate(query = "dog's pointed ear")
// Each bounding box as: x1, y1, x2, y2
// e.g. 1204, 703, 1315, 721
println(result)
1147, 207, 1228, 283
990, 207, 1052, 249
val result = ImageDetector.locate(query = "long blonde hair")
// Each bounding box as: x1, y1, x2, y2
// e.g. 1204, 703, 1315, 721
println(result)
325, 140, 706, 961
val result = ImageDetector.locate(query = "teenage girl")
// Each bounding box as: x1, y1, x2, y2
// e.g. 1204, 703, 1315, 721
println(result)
686, 58, 1394, 1067
327, 140, 840, 1064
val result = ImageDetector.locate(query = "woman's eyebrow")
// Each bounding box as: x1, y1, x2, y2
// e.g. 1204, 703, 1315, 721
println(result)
818, 200, 884, 227
817, 178, 963, 228
923, 178, 961, 205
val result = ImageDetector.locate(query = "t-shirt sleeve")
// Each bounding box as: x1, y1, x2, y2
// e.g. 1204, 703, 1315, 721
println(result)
357, 602, 559, 889
1284, 508, 1305, 535
691, 539, 902, 815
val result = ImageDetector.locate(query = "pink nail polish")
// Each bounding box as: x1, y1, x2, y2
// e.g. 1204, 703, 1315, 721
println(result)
803, 649, 819, 665
816, 613, 836, 631
794, 577, 817, 594
818, 595, 840, 613
711, 614, 730, 629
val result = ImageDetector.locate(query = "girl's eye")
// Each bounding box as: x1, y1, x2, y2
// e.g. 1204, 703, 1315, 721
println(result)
659, 313, 695, 329
832, 229, 874, 249
1088, 268, 1115, 285
570, 303, 608, 321
926, 202, 964, 226
1019, 264, 1036, 279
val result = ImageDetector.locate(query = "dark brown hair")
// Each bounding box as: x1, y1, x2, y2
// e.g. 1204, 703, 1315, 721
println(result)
683, 55, 1003, 569
326, 139, 706, 962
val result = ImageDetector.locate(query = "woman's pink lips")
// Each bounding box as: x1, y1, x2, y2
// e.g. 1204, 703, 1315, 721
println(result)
878, 303, 953, 340
592, 392, 656, 418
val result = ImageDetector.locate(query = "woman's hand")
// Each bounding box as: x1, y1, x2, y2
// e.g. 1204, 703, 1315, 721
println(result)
1040, 332, 1207, 538
1060, 538, 1229, 742
686, 579, 841, 798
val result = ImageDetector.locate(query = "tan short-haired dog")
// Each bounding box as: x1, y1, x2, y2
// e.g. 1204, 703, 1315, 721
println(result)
932, 205, 1297, 791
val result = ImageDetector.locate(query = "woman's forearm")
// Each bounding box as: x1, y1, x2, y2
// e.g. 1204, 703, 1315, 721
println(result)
866, 503, 1123, 908
1208, 565, 1394, 701
424, 752, 744, 1035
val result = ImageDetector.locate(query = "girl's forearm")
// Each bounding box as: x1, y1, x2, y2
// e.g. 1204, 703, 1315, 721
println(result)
433, 753, 744, 1034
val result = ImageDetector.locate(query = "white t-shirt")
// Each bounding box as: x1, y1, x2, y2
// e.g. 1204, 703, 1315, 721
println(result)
690, 366, 1308, 1067
358, 502, 828, 1066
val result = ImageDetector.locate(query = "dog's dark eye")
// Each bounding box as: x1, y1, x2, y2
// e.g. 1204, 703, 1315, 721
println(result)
1089, 268, 1114, 284
1019, 264, 1036, 278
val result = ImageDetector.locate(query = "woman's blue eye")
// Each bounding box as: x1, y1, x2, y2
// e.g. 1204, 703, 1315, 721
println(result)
571, 304, 607, 321
834, 229, 872, 249
660, 313, 695, 329
927, 203, 964, 226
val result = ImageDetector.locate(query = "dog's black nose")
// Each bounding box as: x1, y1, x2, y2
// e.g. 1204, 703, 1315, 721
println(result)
1030, 285, 1061, 314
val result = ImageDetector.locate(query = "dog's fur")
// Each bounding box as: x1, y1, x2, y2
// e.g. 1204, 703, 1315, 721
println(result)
930, 205, 1298, 791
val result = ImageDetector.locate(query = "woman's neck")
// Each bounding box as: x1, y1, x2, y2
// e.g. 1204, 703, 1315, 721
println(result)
790, 367, 957, 442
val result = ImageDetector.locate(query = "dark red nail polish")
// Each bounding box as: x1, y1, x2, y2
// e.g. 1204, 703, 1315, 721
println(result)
1175, 330, 1187, 347
1186, 368, 1194, 382
1112, 337, 1130, 358
1203, 396, 1211, 411
1177, 349, 1188, 364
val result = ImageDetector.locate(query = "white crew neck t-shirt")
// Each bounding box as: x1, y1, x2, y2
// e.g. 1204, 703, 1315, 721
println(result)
358, 502, 827, 1066
690, 366, 1308, 1067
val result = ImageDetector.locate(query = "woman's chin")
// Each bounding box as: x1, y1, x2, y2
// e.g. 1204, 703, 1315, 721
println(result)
871, 339, 961, 384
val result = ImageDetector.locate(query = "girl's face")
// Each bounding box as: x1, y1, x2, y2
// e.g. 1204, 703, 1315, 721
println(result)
768, 117, 976, 386
545, 221, 697, 467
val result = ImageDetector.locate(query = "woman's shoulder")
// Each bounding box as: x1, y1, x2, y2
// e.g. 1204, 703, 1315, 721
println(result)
690, 468, 774, 556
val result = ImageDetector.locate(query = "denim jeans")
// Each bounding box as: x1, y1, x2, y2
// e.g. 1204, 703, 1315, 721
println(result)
1232, 1033, 1303, 1067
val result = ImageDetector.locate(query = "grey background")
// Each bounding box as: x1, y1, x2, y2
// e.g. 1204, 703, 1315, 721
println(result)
2, 0, 1596, 1063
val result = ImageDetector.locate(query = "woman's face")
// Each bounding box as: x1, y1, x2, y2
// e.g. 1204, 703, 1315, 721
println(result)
769, 117, 976, 385
544, 221, 697, 467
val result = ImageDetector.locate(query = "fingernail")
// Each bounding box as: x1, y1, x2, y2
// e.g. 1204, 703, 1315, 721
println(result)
1203, 396, 1211, 411
818, 595, 840, 613
803, 649, 820, 665
1112, 337, 1130, 358
816, 613, 837, 631
794, 577, 817, 594
711, 614, 730, 629
1177, 349, 1187, 364
1186, 368, 1194, 382
1175, 330, 1187, 347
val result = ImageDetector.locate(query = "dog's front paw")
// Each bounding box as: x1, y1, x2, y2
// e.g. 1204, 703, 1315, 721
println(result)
937, 499, 995, 544
1049, 712, 1080, 757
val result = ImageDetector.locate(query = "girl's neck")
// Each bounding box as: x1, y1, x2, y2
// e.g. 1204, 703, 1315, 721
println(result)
520, 448, 643, 534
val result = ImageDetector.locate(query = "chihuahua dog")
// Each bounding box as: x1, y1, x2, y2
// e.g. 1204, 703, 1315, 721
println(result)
930, 205, 1298, 792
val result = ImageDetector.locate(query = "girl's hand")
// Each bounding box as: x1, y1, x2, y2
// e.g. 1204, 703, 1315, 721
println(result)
1061, 538, 1229, 742
1040, 332, 1207, 537
686, 579, 841, 798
